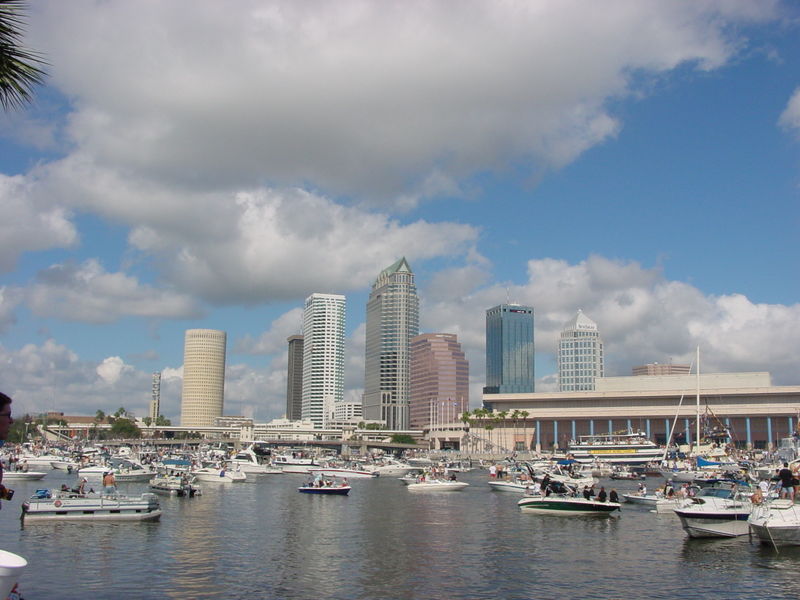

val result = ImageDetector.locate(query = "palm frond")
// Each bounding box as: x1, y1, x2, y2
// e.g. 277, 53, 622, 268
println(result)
0, 0, 47, 111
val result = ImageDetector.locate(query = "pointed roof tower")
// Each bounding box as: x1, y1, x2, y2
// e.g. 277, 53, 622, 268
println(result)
562, 309, 598, 332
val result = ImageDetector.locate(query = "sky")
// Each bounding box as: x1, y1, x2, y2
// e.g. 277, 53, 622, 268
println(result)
1, 1, 799, 424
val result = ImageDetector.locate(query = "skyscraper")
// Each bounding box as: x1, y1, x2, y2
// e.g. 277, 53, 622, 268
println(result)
363, 257, 419, 429
558, 309, 604, 391
409, 333, 469, 430
286, 334, 304, 420
484, 304, 534, 394
180, 328, 227, 427
302, 293, 346, 428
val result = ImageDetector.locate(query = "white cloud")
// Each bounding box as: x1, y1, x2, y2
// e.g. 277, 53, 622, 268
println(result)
779, 86, 800, 137
27, 1, 779, 205
0, 174, 78, 273
96, 356, 131, 385
26, 259, 203, 323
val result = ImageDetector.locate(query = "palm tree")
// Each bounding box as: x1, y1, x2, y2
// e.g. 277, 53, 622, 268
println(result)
511, 410, 521, 452
520, 410, 530, 451
497, 410, 508, 452
0, 1, 47, 111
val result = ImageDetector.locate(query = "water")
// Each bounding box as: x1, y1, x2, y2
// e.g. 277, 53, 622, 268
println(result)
1, 470, 799, 599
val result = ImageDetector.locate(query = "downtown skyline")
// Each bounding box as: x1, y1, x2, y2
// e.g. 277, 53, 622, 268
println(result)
1, 1, 799, 423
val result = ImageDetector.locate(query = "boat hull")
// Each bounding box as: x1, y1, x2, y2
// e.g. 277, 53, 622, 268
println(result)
675, 512, 750, 537
1, 472, 47, 481
308, 468, 378, 479
748, 500, 800, 546
298, 486, 350, 495
406, 481, 469, 492
518, 496, 621, 515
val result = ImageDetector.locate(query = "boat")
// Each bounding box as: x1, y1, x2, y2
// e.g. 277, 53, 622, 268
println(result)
49, 459, 80, 472
364, 459, 416, 477
192, 466, 247, 483
518, 493, 621, 515
487, 479, 536, 493
406, 479, 469, 492
673, 483, 752, 538
229, 447, 283, 475
272, 454, 319, 474
567, 431, 662, 465
621, 493, 663, 506
298, 480, 351, 495
1, 471, 47, 481
149, 460, 202, 497
21, 489, 162, 522
308, 464, 379, 479
78, 460, 156, 483
609, 467, 645, 480
748, 498, 800, 546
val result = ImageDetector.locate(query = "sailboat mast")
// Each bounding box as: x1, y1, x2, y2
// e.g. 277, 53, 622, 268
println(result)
695, 346, 701, 450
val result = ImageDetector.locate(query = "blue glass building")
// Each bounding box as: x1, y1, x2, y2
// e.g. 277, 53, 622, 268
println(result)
484, 304, 534, 394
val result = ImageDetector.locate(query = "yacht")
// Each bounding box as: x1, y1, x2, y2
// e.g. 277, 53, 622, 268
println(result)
272, 454, 319, 474
229, 447, 282, 475
567, 432, 662, 465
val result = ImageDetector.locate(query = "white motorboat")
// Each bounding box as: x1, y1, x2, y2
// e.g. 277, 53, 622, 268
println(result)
49, 460, 80, 472
748, 498, 800, 546
673, 485, 752, 538
78, 461, 155, 483
487, 479, 536, 493
192, 466, 247, 483
518, 494, 621, 515
1, 471, 47, 481
406, 479, 469, 492
15, 454, 63, 470
229, 447, 283, 475
21, 489, 162, 522
272, 454, 319, 474
309, 465, 379, 479
622, 493, 662, 506
364, 460, 416, 478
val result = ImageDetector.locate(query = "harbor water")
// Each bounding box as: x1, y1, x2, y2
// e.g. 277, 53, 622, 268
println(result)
1, 469, 799, 599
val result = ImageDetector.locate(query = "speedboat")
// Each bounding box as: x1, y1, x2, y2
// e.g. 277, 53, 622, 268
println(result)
1, 471, 47, 481
406, 479, 469, 492
78, 460, 156, 483
748, 498, 800, 546
365, 460, 416, 478
518, 494, 621, 515
487, 479, 535, 493
149, 460, 201, 497
673, 484, 752, 538
191, 466, 247, 483
298, 482, 351, 495
21, 489, 162, 522
622, 493, 662, 506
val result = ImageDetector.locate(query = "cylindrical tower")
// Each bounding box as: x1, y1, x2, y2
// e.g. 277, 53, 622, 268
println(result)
181, 329, 227, 427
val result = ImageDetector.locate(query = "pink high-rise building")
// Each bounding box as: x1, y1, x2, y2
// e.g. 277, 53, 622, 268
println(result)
409, 333, 469, 430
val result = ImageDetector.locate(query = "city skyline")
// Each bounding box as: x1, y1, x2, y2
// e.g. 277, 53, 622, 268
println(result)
1, 3, 799, 422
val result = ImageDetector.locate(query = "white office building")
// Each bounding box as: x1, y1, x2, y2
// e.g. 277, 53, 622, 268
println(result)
558, 310, 604, 392
302, 293, 346, 428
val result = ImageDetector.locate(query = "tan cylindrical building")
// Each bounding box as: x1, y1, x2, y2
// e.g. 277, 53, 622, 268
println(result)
181, 329, 227, 427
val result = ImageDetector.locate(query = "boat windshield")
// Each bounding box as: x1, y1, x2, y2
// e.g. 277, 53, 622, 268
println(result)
697, 487, 734, 499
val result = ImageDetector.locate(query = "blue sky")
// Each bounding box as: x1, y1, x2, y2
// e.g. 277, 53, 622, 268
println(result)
1, 1, 799, 423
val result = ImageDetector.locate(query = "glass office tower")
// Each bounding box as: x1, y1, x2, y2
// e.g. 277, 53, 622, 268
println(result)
484, 304, 534, 394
